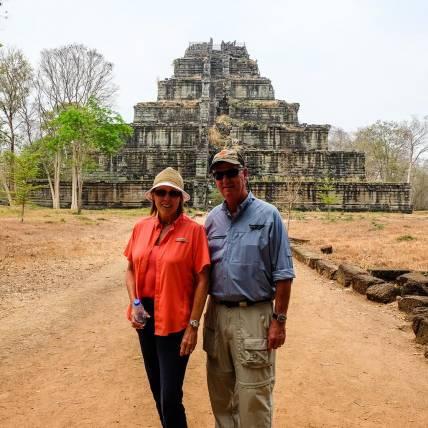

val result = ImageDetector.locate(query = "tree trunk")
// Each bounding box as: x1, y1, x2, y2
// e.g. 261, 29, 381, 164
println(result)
70, 144, 79, 211
20, 200, 25, 223
77, 169, 83, 215
0, 169, 13, 206
53, 150, 61, 209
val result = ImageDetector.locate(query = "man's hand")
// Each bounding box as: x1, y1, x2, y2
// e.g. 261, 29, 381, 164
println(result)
268, 319, 286, 351
180, 325, 198, 356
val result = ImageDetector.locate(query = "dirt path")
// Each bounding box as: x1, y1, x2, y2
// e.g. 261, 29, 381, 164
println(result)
1, 256, 427, 427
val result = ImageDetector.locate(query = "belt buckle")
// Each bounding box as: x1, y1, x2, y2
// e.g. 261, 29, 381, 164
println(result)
238, 301, 248, 307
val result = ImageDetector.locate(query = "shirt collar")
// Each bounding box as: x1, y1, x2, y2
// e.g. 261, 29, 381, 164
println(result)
154, 213, 184, 230
221, 192, 255, 219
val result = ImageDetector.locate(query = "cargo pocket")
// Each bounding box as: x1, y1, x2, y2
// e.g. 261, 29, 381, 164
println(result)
203, 325, 217, 358
240, 338, 270, 368
203, 305, 217, 358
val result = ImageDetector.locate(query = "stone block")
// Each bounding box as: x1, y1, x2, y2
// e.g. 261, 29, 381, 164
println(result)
397, 272, 428, 286
412, 316, 428, 345
366, 283, 399, 303
397, 272, 428, 296
314, 259, 338, 280
351, 274, 384, 295
367, 268, 411, 281
320, 245, 333, 254
337, 263, 366, 287
290, 246, 321, 268
398, 295, 428, 313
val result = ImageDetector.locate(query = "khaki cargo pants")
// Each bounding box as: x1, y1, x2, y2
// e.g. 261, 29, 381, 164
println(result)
203, 297, 275, 428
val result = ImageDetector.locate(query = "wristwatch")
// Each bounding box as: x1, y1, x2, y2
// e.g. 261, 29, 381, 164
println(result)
189, 319, 200, 328
273, 312, 287, 323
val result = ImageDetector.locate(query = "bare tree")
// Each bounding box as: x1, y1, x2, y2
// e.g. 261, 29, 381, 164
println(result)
35, 44, 117, 114
353, 120, 407, 182
0, 47, 33, 153
328, 126, 353, 151
400, 116, 428, 183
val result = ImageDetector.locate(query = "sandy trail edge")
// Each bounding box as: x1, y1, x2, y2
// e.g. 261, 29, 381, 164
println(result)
0, 259, 427, 427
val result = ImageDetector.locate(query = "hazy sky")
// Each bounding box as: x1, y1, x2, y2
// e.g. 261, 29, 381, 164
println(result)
2, 0, 427, 132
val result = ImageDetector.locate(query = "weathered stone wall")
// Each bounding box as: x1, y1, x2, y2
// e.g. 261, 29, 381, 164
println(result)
231, 125, 329, 151
250, 181, 412, 212
243, 150, 365, 180
229, 100, 299, 124
132, 126, 200, 149
173, 58, 203, 77
157, 79, 202, 100
134, 102, 200, 123
230, 79, 274, 99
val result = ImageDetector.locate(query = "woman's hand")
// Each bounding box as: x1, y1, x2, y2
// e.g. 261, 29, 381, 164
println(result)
130, 305, 150, 330
179, 325, 198, 356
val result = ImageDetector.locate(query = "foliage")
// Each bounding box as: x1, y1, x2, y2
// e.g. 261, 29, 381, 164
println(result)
318, 177, 341, 217
396, 234, 416, 241
8, 149, 43, 222
43, 98, 132, 213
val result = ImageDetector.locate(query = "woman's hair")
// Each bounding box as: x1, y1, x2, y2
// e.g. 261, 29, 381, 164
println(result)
150, 194, 184, 217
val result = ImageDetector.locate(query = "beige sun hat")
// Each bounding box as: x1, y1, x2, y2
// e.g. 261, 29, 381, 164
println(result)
144, 167, 190, 202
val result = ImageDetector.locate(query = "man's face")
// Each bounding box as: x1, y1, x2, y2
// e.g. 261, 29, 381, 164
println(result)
212, 162, 248, 206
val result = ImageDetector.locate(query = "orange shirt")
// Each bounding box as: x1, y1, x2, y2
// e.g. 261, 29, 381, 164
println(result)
124, 214, 210, 336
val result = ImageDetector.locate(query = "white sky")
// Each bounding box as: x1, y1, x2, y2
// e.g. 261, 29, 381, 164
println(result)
2, 0, 427, 132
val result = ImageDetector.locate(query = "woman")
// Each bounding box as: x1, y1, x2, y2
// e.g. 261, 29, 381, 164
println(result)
124, 167, 210, 428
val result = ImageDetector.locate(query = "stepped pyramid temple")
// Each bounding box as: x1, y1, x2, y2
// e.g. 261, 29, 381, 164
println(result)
37, 39, 412, 212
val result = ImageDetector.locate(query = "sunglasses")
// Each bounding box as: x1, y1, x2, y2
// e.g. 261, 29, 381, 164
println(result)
153, 188, 182, 198
212, 168, 241, 180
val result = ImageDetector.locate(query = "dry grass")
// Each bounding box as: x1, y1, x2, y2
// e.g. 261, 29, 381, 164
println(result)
286, 211, 428, 271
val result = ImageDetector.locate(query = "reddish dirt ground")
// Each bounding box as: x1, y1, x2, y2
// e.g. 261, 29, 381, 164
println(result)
0, 210, 427, 427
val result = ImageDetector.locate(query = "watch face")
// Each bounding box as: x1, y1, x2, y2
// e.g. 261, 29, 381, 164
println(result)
190, 320, 199, 328
277, 314, 286, 323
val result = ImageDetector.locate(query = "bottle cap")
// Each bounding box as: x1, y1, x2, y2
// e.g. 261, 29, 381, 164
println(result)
133, 298, 141, 306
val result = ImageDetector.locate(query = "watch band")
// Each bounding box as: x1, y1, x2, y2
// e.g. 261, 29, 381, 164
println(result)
273, 312, 287, 323
189, 319, 200, 328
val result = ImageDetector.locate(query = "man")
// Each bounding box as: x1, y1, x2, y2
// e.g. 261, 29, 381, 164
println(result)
203, 148, 295, 428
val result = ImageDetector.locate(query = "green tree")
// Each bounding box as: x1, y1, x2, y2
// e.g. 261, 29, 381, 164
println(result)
5, 149, 41, 222
318, 177, 341, 217
47, 99, 132, 213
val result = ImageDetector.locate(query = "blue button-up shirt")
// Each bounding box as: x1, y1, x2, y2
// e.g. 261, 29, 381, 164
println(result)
205, 192, 295, 301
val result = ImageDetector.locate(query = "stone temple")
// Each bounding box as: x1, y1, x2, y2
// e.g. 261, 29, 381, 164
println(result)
36, 39, 412, 212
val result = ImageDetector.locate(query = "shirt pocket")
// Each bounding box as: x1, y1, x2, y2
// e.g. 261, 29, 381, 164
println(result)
230, 228, 268, 265
208, 234, 226, 263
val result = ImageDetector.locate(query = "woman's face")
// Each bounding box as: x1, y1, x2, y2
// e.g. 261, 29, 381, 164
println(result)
152, 186, 182, 220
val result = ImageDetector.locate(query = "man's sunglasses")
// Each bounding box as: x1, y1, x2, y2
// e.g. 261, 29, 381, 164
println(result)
153, 189, 182, 198
212, 168, 241, 180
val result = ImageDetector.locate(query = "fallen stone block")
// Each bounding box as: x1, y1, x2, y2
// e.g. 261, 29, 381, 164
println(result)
337, 263, 367, 287
314, 259, 338, 280
320, 245, 333, 254
397, 272, 428, 286
398, 295, 428, 313
366, 283, 399, 303
406, 306, 428, 322
290, 246, 322, 268
397, 272, 428, 296
351, 274, 384, 295
412, 316, 428, 345
367, 268, 411, 281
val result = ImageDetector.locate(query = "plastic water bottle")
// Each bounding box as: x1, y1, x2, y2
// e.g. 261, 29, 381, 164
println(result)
133, 298, 150, 326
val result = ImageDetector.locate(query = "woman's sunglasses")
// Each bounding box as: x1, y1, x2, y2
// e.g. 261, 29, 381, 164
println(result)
153, 189, 182, 198
212, 168, 241, 180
